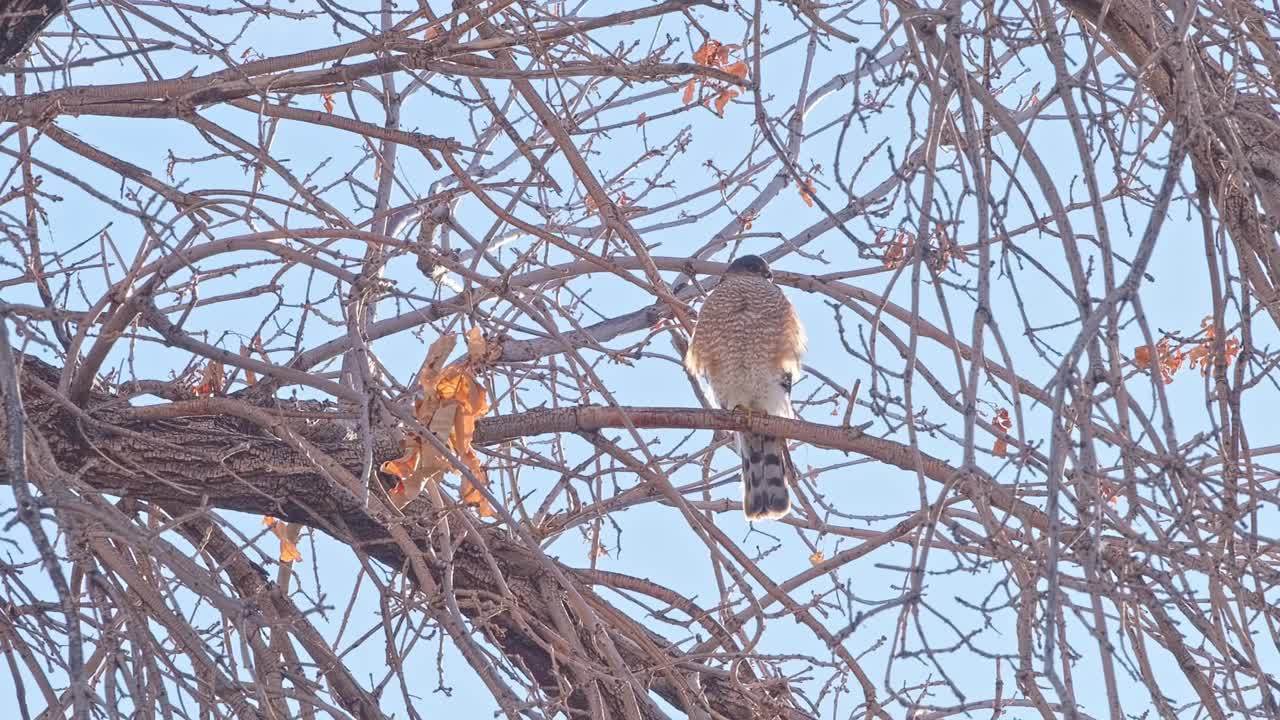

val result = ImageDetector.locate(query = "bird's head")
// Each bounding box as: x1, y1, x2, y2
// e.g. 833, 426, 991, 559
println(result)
724, 254, 772, 280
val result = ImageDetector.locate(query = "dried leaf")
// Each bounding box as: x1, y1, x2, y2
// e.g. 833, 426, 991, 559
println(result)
881, 231, 910, 268
1101, 482, 1122, 505
1185, 317, 1243, 377
430, 403, 459, 441
992, 408, 1012, 457
693, 40, 722, 67
239, 336, 265, 384
1131, 336, 1185, 384
797, 177, 816, 207
715, 44, 741, 66
263, 517, 303, 563
417, 334, 459, 398
381, 438, 422, 480
1131, 345, 1151, 368
724, 61, 749, 79
465, 326, 487, 364
636, 112, 648, 127
195, 360, 225, 397
809, 550, 824, 565
322, 92, 335, 114
240, 354, 256, 384
713, 89, 738, 116
425, 25, 441, 40
385, 332, 495, 516
437, 365, 493, 516
682, 79, 696, 105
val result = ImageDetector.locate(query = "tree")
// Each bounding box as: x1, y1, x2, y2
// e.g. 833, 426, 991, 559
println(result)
1, 0, 1278, 717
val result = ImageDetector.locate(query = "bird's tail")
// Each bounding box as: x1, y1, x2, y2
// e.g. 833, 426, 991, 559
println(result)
739, 431, 790, 521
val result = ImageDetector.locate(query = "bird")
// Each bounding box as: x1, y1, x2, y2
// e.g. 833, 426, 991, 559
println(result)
684, 255, 807, 521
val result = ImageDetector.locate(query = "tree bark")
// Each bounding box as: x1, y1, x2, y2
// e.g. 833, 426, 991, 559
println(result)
0, 0, 63, 65
0, 354, 804, 719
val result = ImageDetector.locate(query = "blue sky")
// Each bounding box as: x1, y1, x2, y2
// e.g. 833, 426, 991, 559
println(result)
3, 0, 1278, 717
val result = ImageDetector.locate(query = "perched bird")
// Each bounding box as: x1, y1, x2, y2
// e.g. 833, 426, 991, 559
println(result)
684, 255, 807, 521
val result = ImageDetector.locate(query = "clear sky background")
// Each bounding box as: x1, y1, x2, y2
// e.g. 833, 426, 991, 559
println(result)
3, 0, 1277, 717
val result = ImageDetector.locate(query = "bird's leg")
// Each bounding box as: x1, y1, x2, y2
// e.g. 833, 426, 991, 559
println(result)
732, 404, 755, 423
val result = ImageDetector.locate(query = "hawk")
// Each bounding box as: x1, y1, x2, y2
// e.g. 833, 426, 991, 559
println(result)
684, 255, 807, 521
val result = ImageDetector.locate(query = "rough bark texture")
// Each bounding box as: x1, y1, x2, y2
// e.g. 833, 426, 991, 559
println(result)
0, 354, 799, 719
0, 0, 62, 64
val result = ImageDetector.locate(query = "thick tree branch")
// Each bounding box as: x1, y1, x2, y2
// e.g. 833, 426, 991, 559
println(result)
0, 354, 810, 719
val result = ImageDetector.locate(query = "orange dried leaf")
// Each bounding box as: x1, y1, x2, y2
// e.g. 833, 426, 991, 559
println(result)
682, 79, 696, 105
393, 331, 496, 516
239, 337, 264, 384
428, 404, 458, 445
322, 92, 335, 114
425, 25, 440, 40
279, 540, 302, 563
1151, 339, 1182, 383
381, 438, 421, 479
1185, 319, 1242, 378
713, 89, 738, 116
797, 177, 816, 207
443, 370, 492, 515
809, 550, 824, 565
265, 517, 303, 563
1224, 337, 1241, 364
636, 112, 648, 127
724, 61, 749, 79
693, 40, 722, 66
993, 437, 1009, 457
383, 434, 448, 508
195, 360, 225, 397
418, 335, 459, 391
465, 326, 488, 365
1101, 482, 1122, 505
882, 231, 910, 268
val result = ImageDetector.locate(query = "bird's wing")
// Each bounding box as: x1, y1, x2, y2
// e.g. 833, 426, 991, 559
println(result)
683, 330, 704, 378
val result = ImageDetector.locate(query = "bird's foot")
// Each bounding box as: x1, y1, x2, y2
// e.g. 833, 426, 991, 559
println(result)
732, 404, 755, 423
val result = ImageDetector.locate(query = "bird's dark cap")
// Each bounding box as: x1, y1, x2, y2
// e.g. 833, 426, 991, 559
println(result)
725, 254, 772, 279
